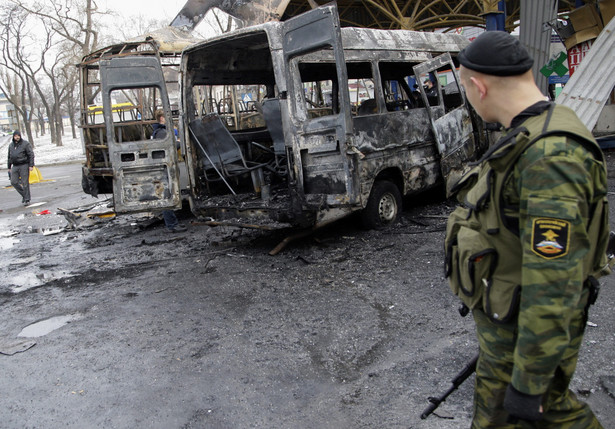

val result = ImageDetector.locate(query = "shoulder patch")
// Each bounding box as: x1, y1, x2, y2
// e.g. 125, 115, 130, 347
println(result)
531, 218, 570, 259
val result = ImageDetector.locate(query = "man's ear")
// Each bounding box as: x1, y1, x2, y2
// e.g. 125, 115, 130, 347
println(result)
470, 76, 487, 100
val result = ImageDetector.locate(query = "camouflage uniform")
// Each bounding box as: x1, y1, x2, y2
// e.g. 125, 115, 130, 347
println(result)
445, 102, 609, 428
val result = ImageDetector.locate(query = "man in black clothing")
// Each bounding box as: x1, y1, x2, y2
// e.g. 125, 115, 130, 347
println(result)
7, 130, 35, 205
152, 110, 186, 232
423, 78, 437, 97
151, 109, 168, 140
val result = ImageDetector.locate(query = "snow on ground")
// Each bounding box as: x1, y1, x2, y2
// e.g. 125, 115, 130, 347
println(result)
1, 131, 85, 167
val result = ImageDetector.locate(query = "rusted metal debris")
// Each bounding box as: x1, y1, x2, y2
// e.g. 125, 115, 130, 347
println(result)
170, 0, 290, 29
269, 228, 317, 256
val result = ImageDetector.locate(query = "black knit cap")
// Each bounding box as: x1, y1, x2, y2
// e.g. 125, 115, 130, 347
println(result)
458, 31, 534, 76
13, 130, 21, 136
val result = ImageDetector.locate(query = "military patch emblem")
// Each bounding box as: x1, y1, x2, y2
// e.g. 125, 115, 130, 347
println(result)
531, 217, 570, 259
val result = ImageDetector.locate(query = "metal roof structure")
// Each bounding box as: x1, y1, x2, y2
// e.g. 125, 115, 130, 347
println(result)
556, 15, 615, 130
171, 0, 580, 32
281, 0, 578, 32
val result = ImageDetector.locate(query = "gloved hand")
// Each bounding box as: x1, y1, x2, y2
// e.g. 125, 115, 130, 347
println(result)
504, 384, 543, 421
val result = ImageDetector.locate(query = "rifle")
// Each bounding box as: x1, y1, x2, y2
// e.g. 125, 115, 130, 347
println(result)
420, 353, 479, 419
420, 231, 615, 420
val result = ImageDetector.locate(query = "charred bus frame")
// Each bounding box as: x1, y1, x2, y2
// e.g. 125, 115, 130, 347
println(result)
92, 5, 487, 229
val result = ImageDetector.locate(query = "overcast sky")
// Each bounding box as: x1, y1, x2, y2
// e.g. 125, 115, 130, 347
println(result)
99, 0, 229, 41
102, 0, 187, 24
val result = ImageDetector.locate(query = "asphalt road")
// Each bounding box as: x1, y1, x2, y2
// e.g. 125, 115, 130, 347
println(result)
1, 161, 614, 428
0, 162, 94, 214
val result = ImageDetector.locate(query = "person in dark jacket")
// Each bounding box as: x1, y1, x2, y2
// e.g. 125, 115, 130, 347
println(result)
423, 78, 437, 97
151, 109, 168, 140
7, 130, 35, 205
152, 110, 186, 232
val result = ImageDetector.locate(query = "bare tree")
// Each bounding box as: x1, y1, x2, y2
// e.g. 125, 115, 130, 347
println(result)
1, 0, 106, 146
0, 72, 25, 133
2, 7, 66, 146
115, 14, 167, 41
34, 102, 46, 136
58, 56, 80, 139
12, 0, 101, 59
0, 5, 39, 146
39, 31, 70, 146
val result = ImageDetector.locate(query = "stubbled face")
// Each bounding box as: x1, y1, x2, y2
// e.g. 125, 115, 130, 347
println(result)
13, 134, 21, 142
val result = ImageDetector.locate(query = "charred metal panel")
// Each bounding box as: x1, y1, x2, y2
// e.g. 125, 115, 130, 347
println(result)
355, 141, 440, 203
99, 56, 181, 213
403, 163, 440, 192
101, 59, 163, 91
414, 53, 475, 196
351, 108, 440, 201
281, 5, 356, 209
299, 131, 339, 153
341, 27, 469, 54
344, 50, 432, 64
352, 109, 433, 153
439, 133, 477, 191
283, 6, 343, 58
301, 150, 347, 194
431, 108, 474, 154
120, 165, 172, 203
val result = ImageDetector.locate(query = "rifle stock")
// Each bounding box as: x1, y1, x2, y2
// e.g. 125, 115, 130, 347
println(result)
420, 353, 479, 419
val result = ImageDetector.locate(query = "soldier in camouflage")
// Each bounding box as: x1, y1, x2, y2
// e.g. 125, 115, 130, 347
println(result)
445, 31, 609, 427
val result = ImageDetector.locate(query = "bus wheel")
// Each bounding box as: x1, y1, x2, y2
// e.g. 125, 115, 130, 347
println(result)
361, 180, 402, 230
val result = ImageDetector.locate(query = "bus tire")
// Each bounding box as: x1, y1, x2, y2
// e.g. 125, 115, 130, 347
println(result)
361, 180, 402, 230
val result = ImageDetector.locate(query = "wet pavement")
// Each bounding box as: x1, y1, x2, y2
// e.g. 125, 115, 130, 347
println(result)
1, 161, 614, 428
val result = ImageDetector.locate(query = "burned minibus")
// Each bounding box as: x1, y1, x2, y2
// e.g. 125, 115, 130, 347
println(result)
78, 27, 200, 200
96, 5, 487, 229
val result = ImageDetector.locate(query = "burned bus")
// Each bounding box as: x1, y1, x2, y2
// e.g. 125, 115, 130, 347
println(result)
78, 27, 200, 200
95, 5, 487, 229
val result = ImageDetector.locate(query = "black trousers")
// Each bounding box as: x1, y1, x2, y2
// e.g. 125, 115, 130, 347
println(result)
10, 163, 31, 202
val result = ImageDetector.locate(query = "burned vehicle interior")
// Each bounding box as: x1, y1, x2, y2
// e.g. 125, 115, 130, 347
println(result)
184, 32, 285, 203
